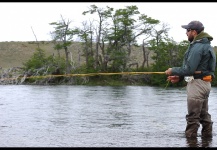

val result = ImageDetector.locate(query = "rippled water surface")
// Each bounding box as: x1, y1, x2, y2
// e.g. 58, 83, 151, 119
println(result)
0, 85, 217, 147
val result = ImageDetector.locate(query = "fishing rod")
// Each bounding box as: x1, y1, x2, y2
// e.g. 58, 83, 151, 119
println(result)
0, 71, 166, 81
0, 71, 203, 81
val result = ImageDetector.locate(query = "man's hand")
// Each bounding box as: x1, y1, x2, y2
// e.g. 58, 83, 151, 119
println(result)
167, 76, 180, 83
165, 68, 172, 75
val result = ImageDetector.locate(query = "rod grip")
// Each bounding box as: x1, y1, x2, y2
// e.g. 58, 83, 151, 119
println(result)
194, 71, 202, 74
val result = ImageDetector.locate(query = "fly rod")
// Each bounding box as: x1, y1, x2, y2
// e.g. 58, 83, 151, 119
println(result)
1, 71, 204, 81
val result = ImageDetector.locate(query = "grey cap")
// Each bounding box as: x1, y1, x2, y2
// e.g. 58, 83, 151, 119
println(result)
181, 20, 204, 31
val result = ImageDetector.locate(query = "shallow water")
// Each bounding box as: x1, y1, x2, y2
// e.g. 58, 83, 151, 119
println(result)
0, 85, 217, 147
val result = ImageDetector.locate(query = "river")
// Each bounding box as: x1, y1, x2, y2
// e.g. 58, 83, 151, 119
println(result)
0, 85, 217, 147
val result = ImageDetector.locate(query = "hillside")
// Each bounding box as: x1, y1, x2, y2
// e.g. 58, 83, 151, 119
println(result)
0, 41, 216, 70
0, 41, 149, 69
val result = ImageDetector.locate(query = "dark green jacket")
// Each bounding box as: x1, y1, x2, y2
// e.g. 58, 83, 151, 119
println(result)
171, 31, 216, 80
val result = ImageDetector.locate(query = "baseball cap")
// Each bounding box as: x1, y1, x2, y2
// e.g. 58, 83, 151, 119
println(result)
181, 20, 204, 31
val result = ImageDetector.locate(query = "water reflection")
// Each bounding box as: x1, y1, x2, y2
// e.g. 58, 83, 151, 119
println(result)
201, 137, 213, 147
186, 137, 199, 147
0, 85, 217, 147
186, 137, 213, 147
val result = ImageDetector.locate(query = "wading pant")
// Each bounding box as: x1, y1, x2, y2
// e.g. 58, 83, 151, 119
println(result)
185, 79, 213, 138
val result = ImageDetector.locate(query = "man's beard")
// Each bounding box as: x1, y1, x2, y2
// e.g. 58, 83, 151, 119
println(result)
188, 36, 194, 43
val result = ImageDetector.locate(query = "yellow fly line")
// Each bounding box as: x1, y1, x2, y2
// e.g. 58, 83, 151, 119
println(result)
0, 71, 166, 81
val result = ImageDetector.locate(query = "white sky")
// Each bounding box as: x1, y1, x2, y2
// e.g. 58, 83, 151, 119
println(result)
0, 2, 217, 46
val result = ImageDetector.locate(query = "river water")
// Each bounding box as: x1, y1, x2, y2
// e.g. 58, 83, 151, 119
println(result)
0, 85, 217, 147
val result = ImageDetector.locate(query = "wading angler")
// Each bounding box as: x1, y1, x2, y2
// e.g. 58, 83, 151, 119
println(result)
165, 20, 216, 138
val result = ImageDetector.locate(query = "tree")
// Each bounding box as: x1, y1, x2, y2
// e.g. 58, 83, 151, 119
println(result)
49, 15, 79, 74
83, 5, 113, 69
76, 20, 95, 69
105, 5, 159, 71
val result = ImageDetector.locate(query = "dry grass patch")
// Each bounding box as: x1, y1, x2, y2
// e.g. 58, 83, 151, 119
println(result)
0, 41, 154, 70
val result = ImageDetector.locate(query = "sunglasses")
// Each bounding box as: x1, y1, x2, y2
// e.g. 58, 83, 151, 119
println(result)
186, 29, 191, 32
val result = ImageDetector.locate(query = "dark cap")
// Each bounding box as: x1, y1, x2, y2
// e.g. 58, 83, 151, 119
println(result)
181, 20, 204, 31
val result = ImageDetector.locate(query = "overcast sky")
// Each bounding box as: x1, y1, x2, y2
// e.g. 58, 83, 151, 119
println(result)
0, 2, 217, 46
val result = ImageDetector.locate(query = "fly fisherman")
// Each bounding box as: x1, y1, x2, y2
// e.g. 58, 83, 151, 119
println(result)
165, 20, 216, 138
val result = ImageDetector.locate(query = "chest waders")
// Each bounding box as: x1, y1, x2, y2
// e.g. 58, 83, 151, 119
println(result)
185, 78, 212, 138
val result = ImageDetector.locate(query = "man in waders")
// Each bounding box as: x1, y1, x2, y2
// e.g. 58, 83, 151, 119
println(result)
165, 20, 216, 138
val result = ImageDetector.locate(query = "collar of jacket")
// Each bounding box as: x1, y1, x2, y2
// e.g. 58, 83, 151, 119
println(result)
192, 31, 213, 43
